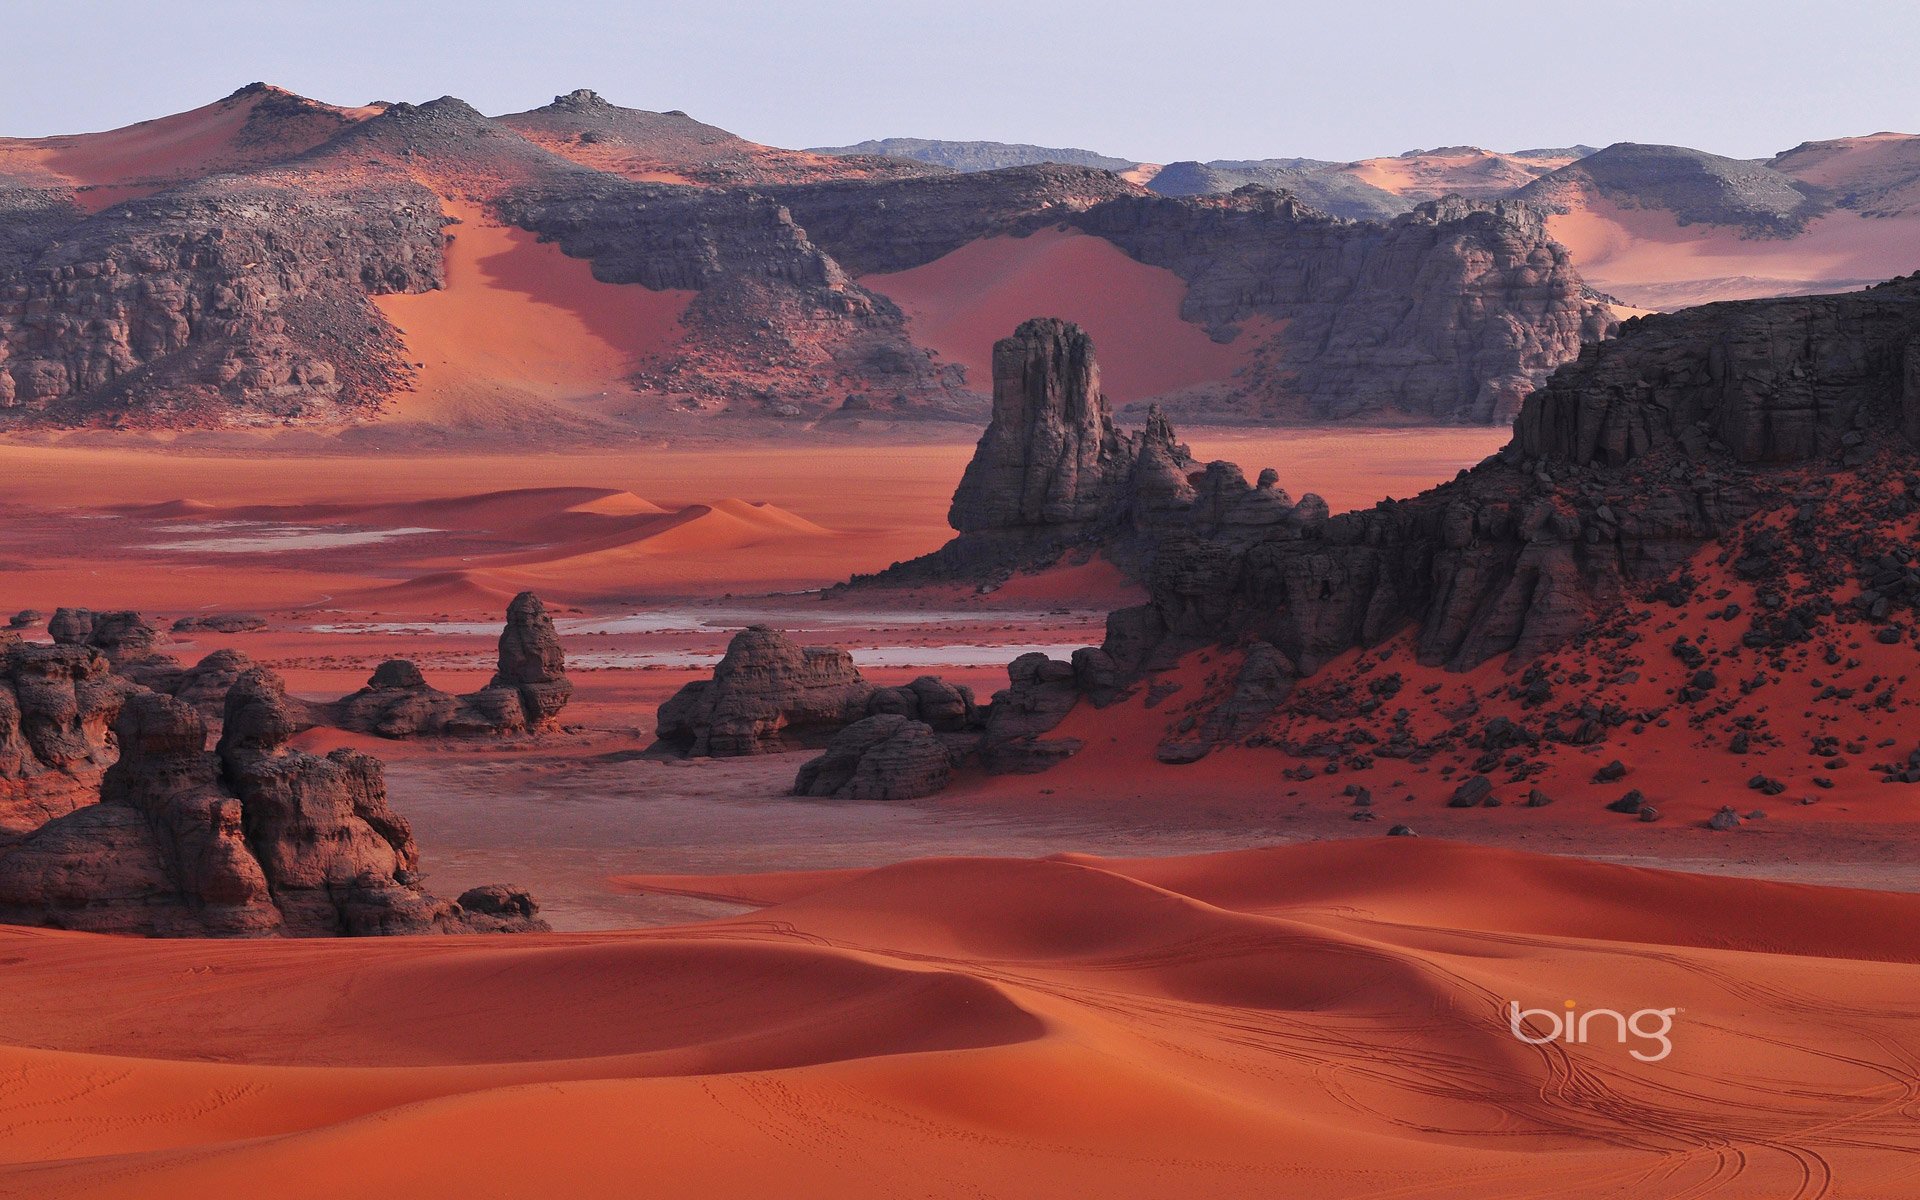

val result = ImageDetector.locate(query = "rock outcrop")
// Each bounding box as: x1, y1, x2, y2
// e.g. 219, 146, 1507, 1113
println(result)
1063, 192, 1615, 422
0, 642, 139, 839
326, 592, 571, 738
1101, 274, 1920, 753
792, 715, 952, 800
652, 626, 873, 756
0, 173, 444, 424
853, 319, 1327, 587
654, 628, 1078, 782
0, 670, 547, 936
48, 607, 258, 722
980, 653, 1086, 773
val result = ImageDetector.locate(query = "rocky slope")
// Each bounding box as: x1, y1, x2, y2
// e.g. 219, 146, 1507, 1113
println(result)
1095, 274, 1920, 761
0, 86, 1617, 428
1518, 143, 1820, 234
809, 137, 1135, 174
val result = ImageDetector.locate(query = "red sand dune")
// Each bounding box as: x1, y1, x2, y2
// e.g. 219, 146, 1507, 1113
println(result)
1548, 197, 1920, 309
0, 432, 1504, 614
0, 86, 377, 204
373, 201, 693, 425
861, 227, 1266, 402
6, 838, 1918, 1197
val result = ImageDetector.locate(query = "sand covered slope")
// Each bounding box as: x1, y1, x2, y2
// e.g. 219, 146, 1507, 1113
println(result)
3, 838, 1916, 1197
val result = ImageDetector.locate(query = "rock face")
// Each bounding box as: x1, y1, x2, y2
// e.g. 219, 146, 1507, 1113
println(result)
854, 319, 1327, 588
0, 671, 547, 936
0, 642, 139, 839
1101, 274, 1920, 748
326, 592, 571, 738
793, 715, 952, 800
652, 626, 874, 756
948, 318, 1133, 535
1064, 192, 1615, 422
777, 177, 1612, 422
0, 176, 444, 423
1, 89, 1610, 429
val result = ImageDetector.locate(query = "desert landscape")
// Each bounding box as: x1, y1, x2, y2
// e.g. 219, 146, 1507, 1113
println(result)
4, 10, 1920, 1194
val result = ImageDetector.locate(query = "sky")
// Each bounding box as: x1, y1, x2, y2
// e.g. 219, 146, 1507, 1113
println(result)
6, 0, 1917, 163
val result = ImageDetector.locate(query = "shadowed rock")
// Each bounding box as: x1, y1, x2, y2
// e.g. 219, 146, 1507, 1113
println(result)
652, 625, 875, 756
0, 642, 140, 840
326, 592, 571, 738
793, 714, 952, 800
0, 670, 547, 937
850, 320, 1323, 590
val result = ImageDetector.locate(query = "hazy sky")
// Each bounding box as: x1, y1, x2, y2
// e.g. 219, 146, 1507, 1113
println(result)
8, 1, 1916, 162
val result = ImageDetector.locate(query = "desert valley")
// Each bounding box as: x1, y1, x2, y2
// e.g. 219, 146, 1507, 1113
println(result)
4, 33, 1920, 1198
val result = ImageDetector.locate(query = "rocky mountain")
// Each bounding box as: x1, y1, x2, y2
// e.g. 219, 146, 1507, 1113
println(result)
809, 137, 1135, 174
1091, 273, 1920, 766
507, 90, 940, 187
0, 87, 1615, 429
1518, 143, 1820, 234
845, 277, 1920, 788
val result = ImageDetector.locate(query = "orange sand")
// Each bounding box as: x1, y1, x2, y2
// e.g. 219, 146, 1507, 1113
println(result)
1548, 197, 1920, 309
5, 839, 1918, 1197
0, 86, 376, 195
861, 227, 1265, 402
0, 430, 1504, 613
1343, 148, 1571, 199
373, 202, 693, 425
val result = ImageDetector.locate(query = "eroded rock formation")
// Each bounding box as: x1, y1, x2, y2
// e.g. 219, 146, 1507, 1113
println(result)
853, 319, 1327, 587
0, 670, 546, 936
47, 607, 258, 722
654, 627, 1081, 784
326, 592, 571, 738
652, 625, 873, 756
1105, 274, 1920, 754
793, 715, 951, 800
0, 642, 139, 839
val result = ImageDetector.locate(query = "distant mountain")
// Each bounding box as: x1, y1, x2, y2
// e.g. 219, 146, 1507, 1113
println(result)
810, 137, 1136, 174
1148, 147, 1587, 219
505, 90, 941, 187
1518, 142, 1819, 233
1147, 160, 1406, 220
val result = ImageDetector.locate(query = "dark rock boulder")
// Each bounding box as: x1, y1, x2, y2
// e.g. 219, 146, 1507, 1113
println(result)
491, 591, 573, 728
981, 653, 1084, 773
793, 714, 952, 800
325, 593, 571, 739
652, 625, 875, 756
